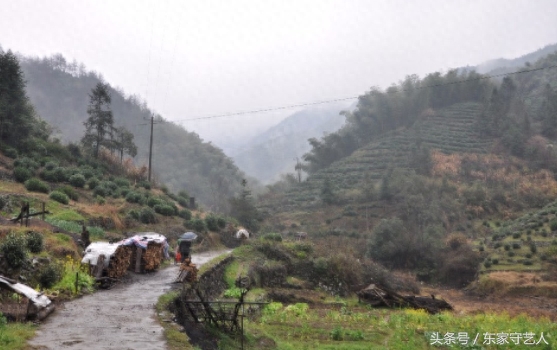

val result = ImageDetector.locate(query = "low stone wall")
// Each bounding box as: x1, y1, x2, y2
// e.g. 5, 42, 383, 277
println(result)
197, 255, 234, 299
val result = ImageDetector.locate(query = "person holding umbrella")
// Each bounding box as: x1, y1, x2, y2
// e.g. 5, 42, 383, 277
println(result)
177, 232, 197, 263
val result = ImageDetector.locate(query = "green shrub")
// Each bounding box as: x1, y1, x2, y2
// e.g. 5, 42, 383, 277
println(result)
100, 180, 118, 192
313, 257, 329, 274
50, 191, 69, 204
120, 188, 130, 197
512, 242, 521, 249
127, 209, 140, 221
508, 251, 515, 257
44, 161, 58, 171
54, 167, 69, 182
147, 197, 162, 208
178, 209, 192, 220
93, 185, 110, 197
38, 262, 62, 289
0, 233, 27, 268
87, 177, 99, 190
185, 218, 206, 232
25, 178, 49, 193
111, 188, 121, 198
523, 259, 533, 266
137, 181, 151, 190
550, 219, 557, 231
217, 217, 226, 229
154, 204, 174, 216
26, 231, 44, 253
293, 242, 313, 254
3, 147, 18, 158
14, 166, 32, 183
492, 258, 499, 265
125, 191, 142, 203
59, 185, 78, 201
80, 166, 95, 179
40, 167, 68, 182
330, 326, 343, 341
205, 215, 219, 231
96, 196, 106, 205
114, 177, 130, 188
14, 156, 39, 170
40, 169, 57, 182
177, 197, 189, 207
530, 244, 537, 254
504, 244, 511, 251
483, 261, 492, 268
69, 173, 86, 188
161, 185, 168, 194
262, 233, 283, 242
512, 232, 521, 239
140, 207, 157, 224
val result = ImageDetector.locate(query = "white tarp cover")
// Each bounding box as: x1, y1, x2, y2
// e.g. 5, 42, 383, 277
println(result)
81, 233, 169, 268
81, 241, 120, 268
0, 276, 52, 308
235, 229, 249, 239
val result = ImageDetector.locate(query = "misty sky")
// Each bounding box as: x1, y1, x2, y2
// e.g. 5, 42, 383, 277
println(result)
1, 0, 557, 144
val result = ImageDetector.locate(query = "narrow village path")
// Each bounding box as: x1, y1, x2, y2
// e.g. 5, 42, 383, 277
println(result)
28, 250, 228, 350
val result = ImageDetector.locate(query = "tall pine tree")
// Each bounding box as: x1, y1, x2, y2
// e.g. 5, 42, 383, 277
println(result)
81, 83, 114, 157
0, 50, 36, 149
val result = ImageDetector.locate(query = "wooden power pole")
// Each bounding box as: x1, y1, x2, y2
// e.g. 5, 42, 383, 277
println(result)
148, 114, 154, 182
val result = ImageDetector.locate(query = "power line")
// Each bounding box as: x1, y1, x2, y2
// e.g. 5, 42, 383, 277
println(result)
169, 64, 557, 123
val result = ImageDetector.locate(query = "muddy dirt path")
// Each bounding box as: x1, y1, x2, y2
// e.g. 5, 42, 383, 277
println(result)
28, 250, 230, 350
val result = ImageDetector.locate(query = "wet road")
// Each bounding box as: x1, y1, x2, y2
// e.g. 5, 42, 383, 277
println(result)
28, 251, 229, 350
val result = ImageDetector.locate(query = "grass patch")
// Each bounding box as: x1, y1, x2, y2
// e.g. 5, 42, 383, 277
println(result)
0, 318, 36, 350
49, 256, 95, 298
50, 209, 85, 222
238, 304, 557, 350
44, 218, 104, 240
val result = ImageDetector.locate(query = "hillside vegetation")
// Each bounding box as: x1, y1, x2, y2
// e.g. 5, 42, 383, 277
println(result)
259, 48, 557, 286
18, 53, 249, 211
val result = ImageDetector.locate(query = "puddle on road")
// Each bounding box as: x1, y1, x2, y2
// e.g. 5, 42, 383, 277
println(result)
28, 250, 230, 350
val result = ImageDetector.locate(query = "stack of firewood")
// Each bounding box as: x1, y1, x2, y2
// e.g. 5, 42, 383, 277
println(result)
175, 259, 198, 283
143, 242, 163, 271
106, 245, 132, 278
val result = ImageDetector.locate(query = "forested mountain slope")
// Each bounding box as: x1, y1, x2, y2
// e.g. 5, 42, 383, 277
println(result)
261, 50, 557, 231
257, 49, 557, 284
17, 53, 247, 211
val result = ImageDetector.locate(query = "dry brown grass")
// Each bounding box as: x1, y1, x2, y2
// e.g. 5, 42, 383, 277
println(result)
431, 286, 557, 320
75, 203, 125, 230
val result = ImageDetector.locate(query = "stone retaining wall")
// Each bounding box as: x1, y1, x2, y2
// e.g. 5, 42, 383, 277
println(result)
197, 255, 234, 299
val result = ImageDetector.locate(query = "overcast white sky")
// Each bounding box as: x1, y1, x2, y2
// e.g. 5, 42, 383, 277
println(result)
1, 0, 557, 144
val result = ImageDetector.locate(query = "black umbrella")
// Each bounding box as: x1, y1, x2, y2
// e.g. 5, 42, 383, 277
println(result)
178, 232, 197, 242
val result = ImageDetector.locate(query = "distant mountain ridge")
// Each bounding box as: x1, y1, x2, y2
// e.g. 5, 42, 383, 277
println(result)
459, 43, 557, 74
230, 103, 349, 183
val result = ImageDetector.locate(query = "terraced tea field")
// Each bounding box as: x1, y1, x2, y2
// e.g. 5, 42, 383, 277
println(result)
264, 102, 491, 212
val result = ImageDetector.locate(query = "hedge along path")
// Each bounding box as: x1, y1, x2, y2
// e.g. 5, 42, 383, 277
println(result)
27, 250, 227, 350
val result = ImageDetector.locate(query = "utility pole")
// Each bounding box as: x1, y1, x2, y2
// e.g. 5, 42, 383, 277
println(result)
148, 114, 154, 182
